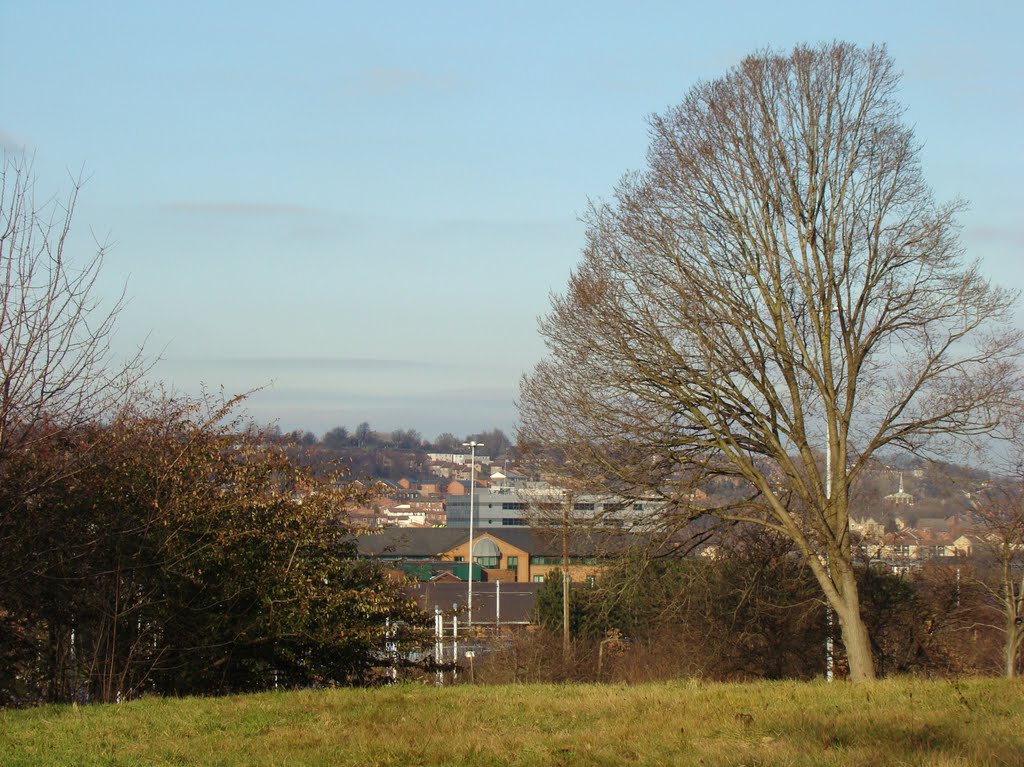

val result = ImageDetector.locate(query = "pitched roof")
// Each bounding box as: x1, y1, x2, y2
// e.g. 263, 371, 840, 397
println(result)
355, 526, 680, 559
357, 528, 467, 557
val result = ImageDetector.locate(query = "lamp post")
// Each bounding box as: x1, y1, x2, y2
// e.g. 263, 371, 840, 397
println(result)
821, 301, 837, 683
562, 490, 571, 659
825, 443, 834, 682
462, 441, 483, 629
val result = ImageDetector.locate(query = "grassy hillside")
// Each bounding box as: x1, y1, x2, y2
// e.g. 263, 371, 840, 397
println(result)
1, 678, 1021, 766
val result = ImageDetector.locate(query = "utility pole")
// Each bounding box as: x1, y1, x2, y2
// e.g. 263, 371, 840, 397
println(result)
562, 491, 571, 658
462, 441, 483, 629
825, 439, 834, 682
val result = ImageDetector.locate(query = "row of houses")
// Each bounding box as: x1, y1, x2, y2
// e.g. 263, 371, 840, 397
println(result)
850, 513, 981, 565
347, 476, 485, 528
351, 471, 667, 531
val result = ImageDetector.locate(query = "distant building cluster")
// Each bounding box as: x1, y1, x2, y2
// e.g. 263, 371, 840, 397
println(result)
342, 446, 996, 584
348, 451, 525, 529
850, 471, 991, 572
338, 450, 1002, 629
348, 450, 665, 533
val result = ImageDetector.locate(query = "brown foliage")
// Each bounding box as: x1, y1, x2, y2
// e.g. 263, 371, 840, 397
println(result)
0, 393, 428, 705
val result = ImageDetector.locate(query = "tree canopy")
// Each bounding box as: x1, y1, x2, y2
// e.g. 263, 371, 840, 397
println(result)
519, 42, 1022, 681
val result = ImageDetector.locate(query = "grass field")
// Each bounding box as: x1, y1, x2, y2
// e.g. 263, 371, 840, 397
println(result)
1, 678, 1022, 766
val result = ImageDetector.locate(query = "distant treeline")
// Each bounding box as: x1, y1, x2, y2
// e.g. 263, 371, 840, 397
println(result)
270, 424, 514, 457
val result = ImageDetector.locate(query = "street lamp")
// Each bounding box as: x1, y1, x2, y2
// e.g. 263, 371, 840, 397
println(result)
462, 441, 483, 628
821, 301, 838, 683
825, 443, 834, 682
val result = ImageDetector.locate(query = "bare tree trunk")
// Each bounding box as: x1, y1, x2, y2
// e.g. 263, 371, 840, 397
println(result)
1003, 562, 1023, 678
838, 603, 876, 683
1005, 621, 1019, 679
812, 555, 876, 681
972, 473, 1024, 678
46, 624, 71, 703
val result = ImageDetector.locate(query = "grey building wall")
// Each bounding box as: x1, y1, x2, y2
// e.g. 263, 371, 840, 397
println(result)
445, 488, 529, 528
445, 484, 661, 529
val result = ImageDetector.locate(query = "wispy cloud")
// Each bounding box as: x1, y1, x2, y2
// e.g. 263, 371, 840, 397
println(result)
0, 128, 31, 152
347, 66, 460, 95
164, 200, 323, 216
906, 45, 984, 83
967, 226, 1024, 247
244, 387, 517, 436
150, 357, 516, 435
255, 385, 512, 406
174, 356, 448, 371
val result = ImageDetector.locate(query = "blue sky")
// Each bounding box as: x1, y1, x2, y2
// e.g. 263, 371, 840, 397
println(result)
3, 1, 1021, 438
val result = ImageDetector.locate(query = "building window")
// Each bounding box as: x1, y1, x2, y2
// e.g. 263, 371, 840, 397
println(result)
533, 575, 545, 583
474, 556, 500, 568
507, 556, 518, 570
454, 556, 464, 562
529, 555, 600, 566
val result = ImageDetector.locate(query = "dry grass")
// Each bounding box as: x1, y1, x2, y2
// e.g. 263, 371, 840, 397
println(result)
1, 677, 1022, 766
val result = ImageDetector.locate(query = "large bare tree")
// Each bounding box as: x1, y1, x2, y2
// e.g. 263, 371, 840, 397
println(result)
0, 152, 144, 462
518, 43, 1022, 681
971, 471, 1024, 678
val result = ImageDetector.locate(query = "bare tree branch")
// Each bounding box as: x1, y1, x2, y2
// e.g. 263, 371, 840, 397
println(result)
518, 43, 1022, 682
0, 152, 146, 463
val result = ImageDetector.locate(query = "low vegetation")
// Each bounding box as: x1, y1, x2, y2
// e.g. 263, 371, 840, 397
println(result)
0, 393, 429, 705
2, 678, 1021, 766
